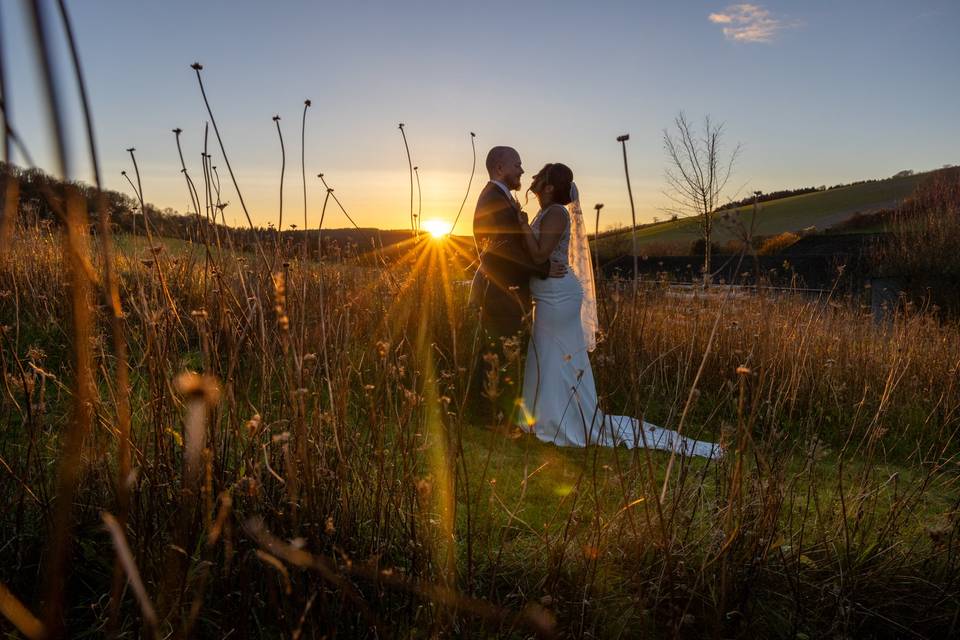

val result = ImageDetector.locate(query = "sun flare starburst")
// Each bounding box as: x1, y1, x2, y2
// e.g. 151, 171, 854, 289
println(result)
422, 219, 451, 239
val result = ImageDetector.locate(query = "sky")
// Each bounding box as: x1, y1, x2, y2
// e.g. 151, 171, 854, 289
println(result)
5, 0, 959, 235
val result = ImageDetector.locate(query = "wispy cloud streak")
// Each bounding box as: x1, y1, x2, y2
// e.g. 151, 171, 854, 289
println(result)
709, 4, 798, 43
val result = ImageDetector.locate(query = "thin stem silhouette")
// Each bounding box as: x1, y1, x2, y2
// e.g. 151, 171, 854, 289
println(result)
25, 0, 69, 179
172, 128, 204, 235
398, 123, 415, 236
0, 5, 8, 163
414, 165, 422, 235
451, 132, 477, 237
300, 100, 311, 257
616, 134, 638, 298
54, 0, 98, 185
299, 100, 311, 361
190, 62, 269, 269
124, 148, 184, 329
273, 114, 285, 264
593, 203, 603, 286
316, 173, 362, 230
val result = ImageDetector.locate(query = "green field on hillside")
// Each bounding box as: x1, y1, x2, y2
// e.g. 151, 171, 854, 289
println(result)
596, 171, 928, 254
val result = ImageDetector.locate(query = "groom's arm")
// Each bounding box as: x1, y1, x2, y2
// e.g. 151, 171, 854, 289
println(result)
512, 230, 551, 279
485, 202, 551, 279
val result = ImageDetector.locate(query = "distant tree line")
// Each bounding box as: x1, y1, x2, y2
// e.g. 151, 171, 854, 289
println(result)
716, 187, 821, 211
0, 161, 416, 259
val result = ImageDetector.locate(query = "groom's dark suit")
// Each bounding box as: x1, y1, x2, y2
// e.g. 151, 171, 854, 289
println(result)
470, 182, 549, 425
470, 182, 550, 339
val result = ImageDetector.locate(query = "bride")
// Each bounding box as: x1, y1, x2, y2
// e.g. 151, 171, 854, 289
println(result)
515, 163, 722, 459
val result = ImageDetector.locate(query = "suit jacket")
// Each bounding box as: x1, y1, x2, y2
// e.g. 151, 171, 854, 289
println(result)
470, 182, 550, 319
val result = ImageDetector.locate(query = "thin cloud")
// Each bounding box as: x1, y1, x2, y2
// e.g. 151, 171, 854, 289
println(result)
708, 12, 733, 24
709, 4, 798, 43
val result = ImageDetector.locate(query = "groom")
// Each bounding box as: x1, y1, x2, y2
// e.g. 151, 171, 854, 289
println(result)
470, 146, 565, 424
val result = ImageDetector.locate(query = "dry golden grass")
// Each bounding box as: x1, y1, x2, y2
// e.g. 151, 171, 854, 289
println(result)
1, 215, 958, 638
757, 232, 801, 256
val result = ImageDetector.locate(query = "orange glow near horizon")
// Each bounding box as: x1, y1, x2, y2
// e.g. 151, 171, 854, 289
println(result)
422, 219, 452, 238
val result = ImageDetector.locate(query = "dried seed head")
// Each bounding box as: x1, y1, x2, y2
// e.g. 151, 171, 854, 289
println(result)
502, 336, 521, 363
245, 414, 262, 436
272, 271, 289, 330
403, 388, 420, 406
415, 476, 433, 499
174, 372, 221, 405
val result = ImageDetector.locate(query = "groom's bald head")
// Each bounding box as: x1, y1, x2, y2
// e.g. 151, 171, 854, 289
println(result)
486, 146, 523, 190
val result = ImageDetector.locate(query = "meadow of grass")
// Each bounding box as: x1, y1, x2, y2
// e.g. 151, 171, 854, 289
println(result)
1, 210, 959, 638
594, 171, 928, 257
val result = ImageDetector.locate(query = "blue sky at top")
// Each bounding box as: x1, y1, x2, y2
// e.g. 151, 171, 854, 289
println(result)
5, 0, 958, 233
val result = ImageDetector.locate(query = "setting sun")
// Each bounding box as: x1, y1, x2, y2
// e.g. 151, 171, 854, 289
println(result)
422, 219, 451, 238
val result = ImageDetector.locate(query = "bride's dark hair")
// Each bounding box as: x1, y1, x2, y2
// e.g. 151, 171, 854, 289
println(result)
526, 162, 574, 206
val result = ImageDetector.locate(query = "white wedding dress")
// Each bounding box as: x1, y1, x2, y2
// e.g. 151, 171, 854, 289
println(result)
518, 202, 722, 459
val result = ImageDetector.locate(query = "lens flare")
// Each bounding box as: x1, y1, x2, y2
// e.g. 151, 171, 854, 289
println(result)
422, 219, 451, 238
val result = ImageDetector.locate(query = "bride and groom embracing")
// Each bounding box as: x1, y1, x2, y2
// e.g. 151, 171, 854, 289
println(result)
469, 146, 722, 460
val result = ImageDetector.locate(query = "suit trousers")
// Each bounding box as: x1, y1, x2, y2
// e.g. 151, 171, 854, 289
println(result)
469, 298, 530, 427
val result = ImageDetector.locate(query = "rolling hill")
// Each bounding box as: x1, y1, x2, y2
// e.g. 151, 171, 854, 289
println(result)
594, 170, 931, 256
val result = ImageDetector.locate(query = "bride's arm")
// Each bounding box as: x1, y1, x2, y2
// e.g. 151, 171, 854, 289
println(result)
519, 206, 566, 264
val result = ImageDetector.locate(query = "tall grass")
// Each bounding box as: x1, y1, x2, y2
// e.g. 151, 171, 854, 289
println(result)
1, 212, 959, 636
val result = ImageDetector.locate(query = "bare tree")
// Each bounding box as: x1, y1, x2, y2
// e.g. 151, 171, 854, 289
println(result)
663, 111, 740, 287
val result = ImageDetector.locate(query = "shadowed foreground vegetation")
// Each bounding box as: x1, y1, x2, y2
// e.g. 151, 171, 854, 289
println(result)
1, 215, 959, 638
